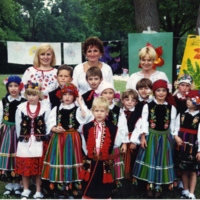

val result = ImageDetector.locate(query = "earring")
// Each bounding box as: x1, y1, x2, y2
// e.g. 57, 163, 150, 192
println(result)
99, 56, 102, 60
85, 56, 88, 61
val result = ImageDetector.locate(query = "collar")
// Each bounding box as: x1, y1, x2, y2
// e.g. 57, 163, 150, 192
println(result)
59, 103, 75, 110
176, 92, 187, 99
123, 107, 135, 112
185, 109, 199, 116
154, 99, 168, 105
7, 95, 22, 102
109, 101, 115, 109
138, 95, 153, 103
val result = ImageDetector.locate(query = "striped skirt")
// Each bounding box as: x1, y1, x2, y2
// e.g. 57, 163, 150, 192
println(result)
41, 130, 83, 183
111, 147, 124, 180
132, 129, 176, 185
0, 121, 17, 171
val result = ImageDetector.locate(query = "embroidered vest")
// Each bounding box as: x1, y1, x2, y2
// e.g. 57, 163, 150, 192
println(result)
108, 105, 120, 125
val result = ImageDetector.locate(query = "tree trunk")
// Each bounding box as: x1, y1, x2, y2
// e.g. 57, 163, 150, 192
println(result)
133, 0, 160, 32
196, 3, 200, 34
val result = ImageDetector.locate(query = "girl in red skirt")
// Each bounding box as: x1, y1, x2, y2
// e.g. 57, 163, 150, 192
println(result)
15, 81, 51, 199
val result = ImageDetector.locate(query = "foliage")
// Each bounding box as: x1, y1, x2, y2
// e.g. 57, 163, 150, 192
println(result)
183, 58, 200, 90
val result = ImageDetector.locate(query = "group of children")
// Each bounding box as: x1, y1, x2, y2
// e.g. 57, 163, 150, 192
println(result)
0, 64, 200, 199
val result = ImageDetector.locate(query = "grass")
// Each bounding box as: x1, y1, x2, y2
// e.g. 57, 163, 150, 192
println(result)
0, 76, 200, 198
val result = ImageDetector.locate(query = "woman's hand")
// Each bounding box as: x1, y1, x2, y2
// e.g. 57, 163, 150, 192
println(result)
140, 134, 147, 149
174, 135, 183, 146
51, 125, 65, 133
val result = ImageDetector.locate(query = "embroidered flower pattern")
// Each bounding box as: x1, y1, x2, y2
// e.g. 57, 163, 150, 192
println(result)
3, 101, 9, 121
192, 116, 199, 128
111, 110, 117, 125
149, 105, 170, 129
149, 106, 156, 129
180, 114, 185, 125
57, 109, 75, 129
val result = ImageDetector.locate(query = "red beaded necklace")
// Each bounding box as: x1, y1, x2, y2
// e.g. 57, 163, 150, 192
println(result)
26, 102, 41, 118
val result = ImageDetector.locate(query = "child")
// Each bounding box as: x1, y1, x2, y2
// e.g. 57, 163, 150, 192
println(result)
132, 79, 177, 198
81, 96, 118, 199
82, 66, 103, 109
136, 78, 153, 104
15, 81, 51, 199
49, 64, 73, 108
97, 81, 129, 194
41, 83, 92, 199
0, 75, 26, 196
173, 74, 193, 115
174, 90, 200, 199
121, 89, 142, 181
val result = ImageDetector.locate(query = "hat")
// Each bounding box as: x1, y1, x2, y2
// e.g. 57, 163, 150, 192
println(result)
97, 81, 120, 101
56, 83, 78, 99
25, 81, 41, 91
186, 90, 200, 106
152, 79, 168, 92
177, 74, 193, 85
4, 75, 23, 90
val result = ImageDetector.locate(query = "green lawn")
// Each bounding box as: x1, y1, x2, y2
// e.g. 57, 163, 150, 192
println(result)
0, 76, 200, 199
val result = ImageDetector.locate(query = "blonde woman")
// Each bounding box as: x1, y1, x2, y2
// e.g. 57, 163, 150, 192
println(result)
21, 43, 58, 99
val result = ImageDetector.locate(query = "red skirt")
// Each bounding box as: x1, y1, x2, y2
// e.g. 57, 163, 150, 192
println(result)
15, 141, 48, 176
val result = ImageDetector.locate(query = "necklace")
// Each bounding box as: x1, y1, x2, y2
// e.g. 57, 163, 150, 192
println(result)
27, 102, 40, 118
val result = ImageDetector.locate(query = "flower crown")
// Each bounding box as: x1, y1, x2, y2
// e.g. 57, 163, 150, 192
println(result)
3, 76, 24, 91
186, 90, 200, 106
25, 81, 41, 90
56, 83, 79, 99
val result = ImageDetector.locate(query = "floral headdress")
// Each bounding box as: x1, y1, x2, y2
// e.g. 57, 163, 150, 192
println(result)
56, 83, 79, 99
174, 74, 193, 90
186, 90, 200, 106
4, 75, 24, 91
25, 81, 41, 91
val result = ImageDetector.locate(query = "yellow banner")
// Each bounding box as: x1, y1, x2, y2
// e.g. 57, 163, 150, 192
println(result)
180, 34, 200, 89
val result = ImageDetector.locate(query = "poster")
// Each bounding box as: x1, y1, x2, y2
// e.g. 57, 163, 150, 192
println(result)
7, 41, 61, 65
179, 34, 200, 89
63, 42, 82, 65
128, 33, 173, 83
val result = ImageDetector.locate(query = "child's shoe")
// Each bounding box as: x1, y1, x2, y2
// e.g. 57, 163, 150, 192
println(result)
33, 192, 44, 199
3, 183, 13, 196
180, 189, 189, 199
188, 193, 196, 199
21, 189, 31, 199
13, 183, 22, 196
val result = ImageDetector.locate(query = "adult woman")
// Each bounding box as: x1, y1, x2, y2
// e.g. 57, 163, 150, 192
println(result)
21, 43, 58, 98
73, 37, 113, 95
126, 46, 169, 90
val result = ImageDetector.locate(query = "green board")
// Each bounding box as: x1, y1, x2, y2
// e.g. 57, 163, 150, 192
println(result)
128, 32, 173, 83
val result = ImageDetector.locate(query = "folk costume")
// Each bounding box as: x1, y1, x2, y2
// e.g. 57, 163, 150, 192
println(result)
21, 66, 58, 99
82, 89, 98, 110
174, 90, 200, 172
41, 83, 93, 198
0, 76, 26, 196
48, 87, 60, 109
15, 100, 51, 176
132, 80, 177, 193
81, 120, 118, 199
123, 104, 143, 180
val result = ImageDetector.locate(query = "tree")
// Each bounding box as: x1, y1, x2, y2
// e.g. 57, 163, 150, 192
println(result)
196, 3, 200, 34
133, 0, 160, 32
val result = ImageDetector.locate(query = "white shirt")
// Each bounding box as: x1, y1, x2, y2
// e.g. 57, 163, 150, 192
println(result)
72, 62, 114, 95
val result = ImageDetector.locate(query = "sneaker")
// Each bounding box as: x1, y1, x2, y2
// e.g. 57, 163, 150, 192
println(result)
178, 181, 184, 190
3, 183, 13, 195
13, 183, 21, 195
180, 190, 189, 199
33, 192, 44, 199
188, 193, 196, 199
21, 189, 31, 199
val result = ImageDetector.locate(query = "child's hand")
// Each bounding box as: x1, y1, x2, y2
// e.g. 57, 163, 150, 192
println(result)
52, 125, 65, 133
140, 134, 147, 149
120, 143, 127, 153
174, 135, 183, 146
196, 152, 200, 161
130, 143, 137, 150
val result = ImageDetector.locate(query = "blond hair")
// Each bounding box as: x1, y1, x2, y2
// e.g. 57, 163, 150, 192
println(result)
139, 46, 156, 61
91, 96, 109, 112
24, 88, 44, 101
33, 43, 56, 68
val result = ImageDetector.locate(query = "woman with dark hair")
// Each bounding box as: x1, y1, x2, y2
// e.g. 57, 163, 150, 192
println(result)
73, 37, 113, 94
